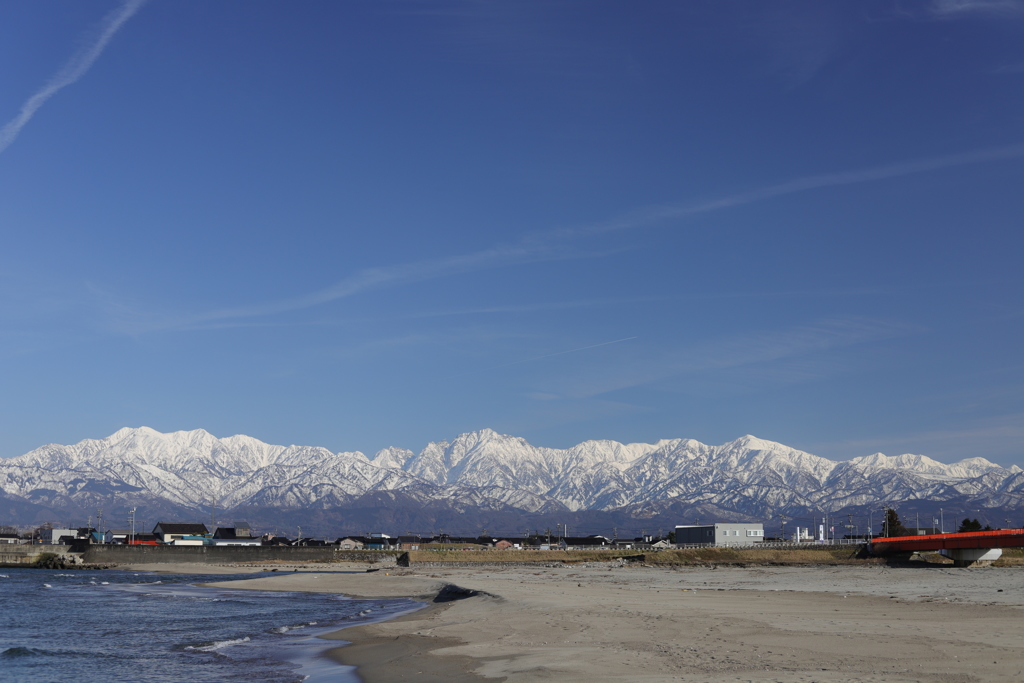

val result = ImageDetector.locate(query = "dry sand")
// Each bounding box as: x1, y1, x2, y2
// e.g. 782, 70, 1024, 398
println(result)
143, 562, 1024, 682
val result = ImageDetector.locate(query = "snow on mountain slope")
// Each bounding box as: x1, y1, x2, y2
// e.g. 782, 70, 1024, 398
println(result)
848, 452, 1014, 479
1, 427, 1022, 516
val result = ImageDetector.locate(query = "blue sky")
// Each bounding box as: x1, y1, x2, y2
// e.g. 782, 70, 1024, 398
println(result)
2, 0, 1024, 464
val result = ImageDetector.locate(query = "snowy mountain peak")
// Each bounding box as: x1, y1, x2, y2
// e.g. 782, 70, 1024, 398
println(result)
727, 434, 777, 449
2, 427, 1021, 519
848, 452, 1003, 479
372, 446, 415, 469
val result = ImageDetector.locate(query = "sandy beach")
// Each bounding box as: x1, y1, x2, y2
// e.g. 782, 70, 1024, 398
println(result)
125, 560, 1024, 682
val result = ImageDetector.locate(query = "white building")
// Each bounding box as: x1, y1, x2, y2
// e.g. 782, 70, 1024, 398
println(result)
675, 522, 765, 546
40, 528, 78, 544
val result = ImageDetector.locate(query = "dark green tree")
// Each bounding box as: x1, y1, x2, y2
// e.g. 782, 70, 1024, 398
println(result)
958, 518, 983, 532
884, 508, 909, 537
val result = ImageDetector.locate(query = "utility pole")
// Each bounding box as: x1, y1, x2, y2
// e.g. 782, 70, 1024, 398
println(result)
128, 507, 136, 545
940, 508, 944, 534
211, 498, 216, 531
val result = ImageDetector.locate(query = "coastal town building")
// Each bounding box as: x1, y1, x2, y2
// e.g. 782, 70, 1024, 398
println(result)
674, 523, 765, 546
126, 533, 160, 545
171, 536, 206, 546
40, 527, 78, 544
397, 535, 421, 550
558, 535, 611, 549
153, 522, 209, 544
212, 525, 262, 546
365, 533, 392, 550
263, 535, 294, 546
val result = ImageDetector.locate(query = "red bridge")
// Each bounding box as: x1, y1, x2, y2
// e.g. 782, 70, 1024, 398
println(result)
870, 528, 1024, 566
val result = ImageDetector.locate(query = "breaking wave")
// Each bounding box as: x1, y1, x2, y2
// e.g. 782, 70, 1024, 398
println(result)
185, 636, 251, 652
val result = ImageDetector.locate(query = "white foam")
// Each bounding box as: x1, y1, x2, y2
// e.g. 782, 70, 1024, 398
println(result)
185, 636, 251, 652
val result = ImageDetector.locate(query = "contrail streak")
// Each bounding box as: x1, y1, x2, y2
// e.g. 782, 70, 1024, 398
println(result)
0, 0, 147, 156
107, 140, 1024, 333
491, 336, 639, 369
568, 142, 1024, 239
679, 143, 1024, 216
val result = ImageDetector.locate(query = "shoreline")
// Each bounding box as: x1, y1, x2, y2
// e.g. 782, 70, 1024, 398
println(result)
320, 601, 494, 682
137, 561, 1024, 681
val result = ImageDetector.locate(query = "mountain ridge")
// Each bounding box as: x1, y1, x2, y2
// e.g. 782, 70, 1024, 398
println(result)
2, 427, 1022, 530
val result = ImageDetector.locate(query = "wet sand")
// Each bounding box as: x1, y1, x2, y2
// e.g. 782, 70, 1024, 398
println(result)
161, 562, 1024, 681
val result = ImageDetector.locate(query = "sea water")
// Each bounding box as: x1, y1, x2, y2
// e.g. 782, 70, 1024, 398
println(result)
0, 568, 421, 682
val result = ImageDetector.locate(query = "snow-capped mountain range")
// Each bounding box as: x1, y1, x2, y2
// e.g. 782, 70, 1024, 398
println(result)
2, 427, 1023, 525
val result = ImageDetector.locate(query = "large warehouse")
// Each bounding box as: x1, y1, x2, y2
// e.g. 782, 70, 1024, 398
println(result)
675, 523, 764, 546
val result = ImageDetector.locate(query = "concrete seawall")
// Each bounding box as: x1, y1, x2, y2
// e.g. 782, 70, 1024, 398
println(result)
83, 545, 401, 565
0, 545, 78, 565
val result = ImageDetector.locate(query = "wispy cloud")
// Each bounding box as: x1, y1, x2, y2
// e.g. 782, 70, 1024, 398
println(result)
402, 296, 666, 320
98, 241, 607, 335
95, 141, 1024, 334
927, 0, 1024, 17
0, 0, 147, 156
491, 336, 639, 369
556, 142, 1024, 241
394, 281, 975, 323
533, 316, 921, 400
993, 62, 1024, 74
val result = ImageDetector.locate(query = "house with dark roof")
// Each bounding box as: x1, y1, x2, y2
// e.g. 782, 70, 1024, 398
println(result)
263, 535, 293, 546
212, 526, 262, 546
365, 533, 392, 550
153, 522, 209, 544
125, 533, 160, 545
397, 535, 422, 550
104, 530, 130, 544
558, 535, 611, 549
